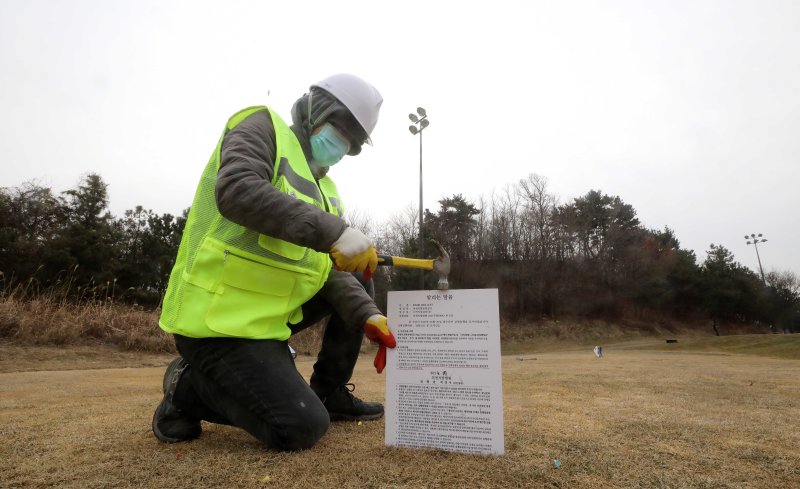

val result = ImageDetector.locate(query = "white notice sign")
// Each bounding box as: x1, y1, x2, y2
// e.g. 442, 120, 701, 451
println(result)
385, 289, 504, 455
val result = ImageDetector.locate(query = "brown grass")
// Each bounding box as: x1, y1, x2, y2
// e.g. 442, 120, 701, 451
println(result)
1, 344, 798, 488
0, 293, 335, 357
2, 293, 798, 487
1, 293, 757, 359
0, 293, 174, 353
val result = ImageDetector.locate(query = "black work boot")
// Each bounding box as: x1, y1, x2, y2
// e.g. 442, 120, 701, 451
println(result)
152, 357, 202, 443
321, 383, 384, 421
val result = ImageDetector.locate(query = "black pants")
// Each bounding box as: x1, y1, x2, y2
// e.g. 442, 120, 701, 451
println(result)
171, 276, 372, 451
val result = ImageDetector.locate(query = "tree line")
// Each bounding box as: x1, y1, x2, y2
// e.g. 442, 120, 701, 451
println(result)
374, 174, 799, 332
1, 174, 186, 305
1, 173, 798, 332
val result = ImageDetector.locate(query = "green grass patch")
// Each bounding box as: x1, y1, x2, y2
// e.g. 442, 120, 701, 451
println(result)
636, 333, 800, 360
502, 337, 611, 355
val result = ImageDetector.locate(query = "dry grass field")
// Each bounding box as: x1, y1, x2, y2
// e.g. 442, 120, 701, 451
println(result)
2, 338, 798, 489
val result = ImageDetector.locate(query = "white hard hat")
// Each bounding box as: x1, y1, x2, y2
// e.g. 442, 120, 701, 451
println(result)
311, 74, 383, 144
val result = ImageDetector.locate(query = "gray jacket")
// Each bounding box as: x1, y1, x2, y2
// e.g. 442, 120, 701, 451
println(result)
214, 109, 380, 327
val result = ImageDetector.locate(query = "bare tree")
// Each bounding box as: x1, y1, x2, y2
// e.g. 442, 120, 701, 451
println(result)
471, 196, 490, 261
517, 173, 558, 262
380, 204, 419, 257
766, 270, 800, 296
344, 207, 376, 240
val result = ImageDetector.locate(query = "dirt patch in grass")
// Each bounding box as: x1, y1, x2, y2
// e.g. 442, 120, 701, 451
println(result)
0, 340, 175, 373
637, 333, 800, 360
2, 345, 798, 488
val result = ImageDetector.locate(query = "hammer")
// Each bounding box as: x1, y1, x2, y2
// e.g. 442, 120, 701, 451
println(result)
376, 240, 451, 290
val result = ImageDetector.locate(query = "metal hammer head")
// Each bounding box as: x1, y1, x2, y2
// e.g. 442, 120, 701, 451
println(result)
430, 240, 451, 290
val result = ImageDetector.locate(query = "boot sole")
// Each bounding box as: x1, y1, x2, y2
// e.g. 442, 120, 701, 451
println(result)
151, 394, 202, 443
152, 401, 183, 443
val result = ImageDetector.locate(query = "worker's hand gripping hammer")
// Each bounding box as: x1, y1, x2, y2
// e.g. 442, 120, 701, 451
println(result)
376, 240, 451, 290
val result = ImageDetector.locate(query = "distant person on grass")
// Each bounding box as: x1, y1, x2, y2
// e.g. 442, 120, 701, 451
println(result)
152, 74, 396, 451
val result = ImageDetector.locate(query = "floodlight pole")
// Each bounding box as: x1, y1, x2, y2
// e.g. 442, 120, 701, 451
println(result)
408, 107, 430, 290
744, 233, 768, 283
418, 128, 424, 288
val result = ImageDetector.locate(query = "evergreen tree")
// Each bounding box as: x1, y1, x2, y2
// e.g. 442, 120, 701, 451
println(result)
44, 174, 121, 297
0, 182, 66, 287
701, 244, 763, 323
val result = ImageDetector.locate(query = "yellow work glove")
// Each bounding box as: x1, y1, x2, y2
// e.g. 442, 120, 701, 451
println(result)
330, 227, 378, 280
363, 314, 396, 374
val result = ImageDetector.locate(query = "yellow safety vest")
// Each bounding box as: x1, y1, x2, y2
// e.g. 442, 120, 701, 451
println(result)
159, 106, 344, 340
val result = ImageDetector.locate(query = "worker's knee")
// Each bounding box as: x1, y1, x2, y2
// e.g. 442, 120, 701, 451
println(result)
276, 410, 330, 451
260, 407, 330, 451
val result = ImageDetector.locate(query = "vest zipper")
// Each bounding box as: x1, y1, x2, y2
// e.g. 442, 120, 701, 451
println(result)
225, 249, 269, 266
223, 247, 318, 277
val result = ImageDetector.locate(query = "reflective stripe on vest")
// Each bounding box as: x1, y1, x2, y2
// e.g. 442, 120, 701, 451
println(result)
319, 177, 344, 217
276, 157, 323, 203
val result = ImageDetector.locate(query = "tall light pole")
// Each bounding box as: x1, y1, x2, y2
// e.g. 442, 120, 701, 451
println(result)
744, 233, 768, 283
409, 107, 430, 289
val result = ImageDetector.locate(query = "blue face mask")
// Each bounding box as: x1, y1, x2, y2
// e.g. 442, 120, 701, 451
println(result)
310, 124, 351, 167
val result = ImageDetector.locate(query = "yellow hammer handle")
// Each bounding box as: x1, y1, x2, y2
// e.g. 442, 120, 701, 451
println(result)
377, 255, 435, 270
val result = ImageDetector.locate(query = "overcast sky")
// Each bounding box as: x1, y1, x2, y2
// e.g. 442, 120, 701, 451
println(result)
2, 0, 798, 276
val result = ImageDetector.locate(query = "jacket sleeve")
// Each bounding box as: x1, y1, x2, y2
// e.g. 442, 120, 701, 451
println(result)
215, 110, 347, 251
319, 270, 382, 327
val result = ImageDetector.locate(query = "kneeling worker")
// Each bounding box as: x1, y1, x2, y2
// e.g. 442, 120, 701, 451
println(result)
152, 74, 396, 451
